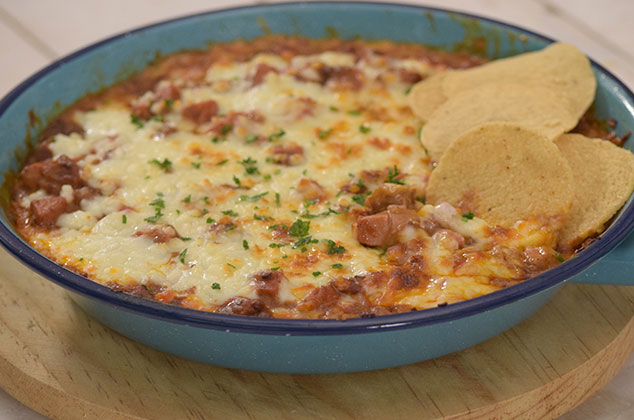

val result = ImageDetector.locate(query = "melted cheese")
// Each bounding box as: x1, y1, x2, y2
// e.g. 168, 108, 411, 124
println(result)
22, 48, 558, 317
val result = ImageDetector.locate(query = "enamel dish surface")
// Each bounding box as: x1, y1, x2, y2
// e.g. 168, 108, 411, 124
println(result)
1, 2, 634, 373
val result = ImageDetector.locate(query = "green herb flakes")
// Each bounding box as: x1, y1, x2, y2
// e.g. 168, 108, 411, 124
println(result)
289, 219, 310, 237
178, 248, 188, 264
149, 158, 172, 172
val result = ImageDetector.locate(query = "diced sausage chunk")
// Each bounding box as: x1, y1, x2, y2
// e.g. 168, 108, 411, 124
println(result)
298, 285, 339, 312
356, 206, 418, 248
397, 68, 423, 84
217, 297, 272, 317
252, 63, 279, 86
522, 247, 559, 275
296, 178, 328, 202
269, 143, 304, 166
30, 196, 67, 228
20, 155, 83, 195
250, 270, 285, 299
320, 66, 364, 90
365, 184, 418, 213
182, 100, 219, 124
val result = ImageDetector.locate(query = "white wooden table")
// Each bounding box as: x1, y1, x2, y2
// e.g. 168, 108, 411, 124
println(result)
0, 1, 633, 418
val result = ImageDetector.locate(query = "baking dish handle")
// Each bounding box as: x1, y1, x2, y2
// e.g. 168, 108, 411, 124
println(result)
571, 231, 634, 285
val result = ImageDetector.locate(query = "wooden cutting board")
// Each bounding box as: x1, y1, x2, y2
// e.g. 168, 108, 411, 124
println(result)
1, 247, 634, 420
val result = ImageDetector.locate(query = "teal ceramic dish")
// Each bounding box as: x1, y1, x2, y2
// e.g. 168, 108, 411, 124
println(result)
1, 2, 634, 373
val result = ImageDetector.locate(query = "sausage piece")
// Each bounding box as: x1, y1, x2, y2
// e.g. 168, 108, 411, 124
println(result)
30, 196, 67, 228
182, 100, 219, 124
365, 184, 418, 214
356, 206, 418, 248
250, 270, 285, 299
217, 297, 272, 317
20, 155, 83, 195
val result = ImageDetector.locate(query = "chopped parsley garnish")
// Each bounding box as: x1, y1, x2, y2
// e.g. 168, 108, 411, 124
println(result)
233, 175, 241, 187
404, 85, 413, 95
202, 196, 209, 204
263, 174, 272, 181
183, 194, 191, 203
191, 162, 201, 169
143, 284, 154, 295
347, 109, 361, 116
461, 211, 475, 222
268, 129, 285, 142
269, 243, 285, 248
144, 194, 165, 224
226, 263, 236, 269
352, 192, 370, 206
222, 210, 239, 217
178, 248, 187, 264
206, 217, 216, 224
267, 224, 288, 230
181, 237, 192, 241
248, 192, 269, 202
216, 159, 228, 166
324, 239, 345, 255
386, 165, 405, 185
270, 266, 280, 271
149, 158, 173, 172
245, 134, 259, 144
130, 114, 144, 129
243, 240, 249, 250
292, 235, 318, 249
150, 114, 164, 122
212, 136, 227, 143
253, 214, 273, 221
164, 99, 174, 108
122, 214, 127, 224
275, 192, 281, 207
329, 106, 339, 112
288, 219, 310, 237
239, 157, 259, 175
555, 253, 565, 263
221, 123, 233, 135
318, 128, 333, 139
416, 197, 426, 204
211, 282, 221, 290
312, 271, 322, 277
331, 263, 343, 269
300, 207, 348, 219
359, 125, 371, 134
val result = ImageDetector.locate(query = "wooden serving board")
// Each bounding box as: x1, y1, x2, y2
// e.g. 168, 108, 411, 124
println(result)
1, 248, 634, 420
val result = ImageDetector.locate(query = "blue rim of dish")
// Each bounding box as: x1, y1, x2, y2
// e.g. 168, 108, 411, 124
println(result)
1, 1, 633, 336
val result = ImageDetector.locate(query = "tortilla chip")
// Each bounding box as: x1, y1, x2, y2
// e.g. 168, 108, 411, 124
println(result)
426, 123, 574, 228
420, 82, 577, 162
408, 72, 448, 122
555, 133, 634, 249
409, 42, 596, 123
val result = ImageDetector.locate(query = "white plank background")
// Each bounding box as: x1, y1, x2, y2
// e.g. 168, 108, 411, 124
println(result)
0, 1, 633, 418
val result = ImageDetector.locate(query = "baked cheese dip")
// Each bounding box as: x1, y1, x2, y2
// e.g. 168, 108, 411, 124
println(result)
9, 37, 632, 319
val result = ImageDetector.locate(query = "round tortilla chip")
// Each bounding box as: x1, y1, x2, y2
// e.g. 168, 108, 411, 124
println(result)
408, 72, 448, 122
420, 82, 577, 162
555, 133, 634, 249
443, 43, 596, 116
426, 123, 574, 228
410, 42, 596, 123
